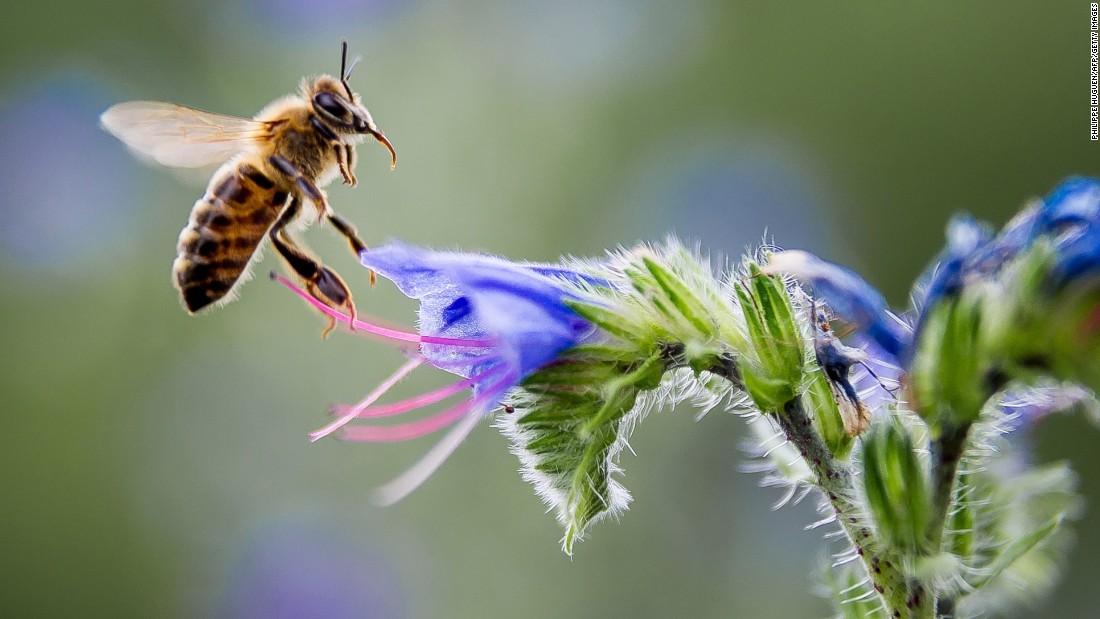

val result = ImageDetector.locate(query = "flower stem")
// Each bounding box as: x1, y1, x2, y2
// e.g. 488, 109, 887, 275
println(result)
926, 423, 970, 550
774, 398, 929, 618
707, 362, 927, 617
923, 422, 972, 618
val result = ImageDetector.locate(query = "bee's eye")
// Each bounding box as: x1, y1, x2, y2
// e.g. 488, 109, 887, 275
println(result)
313, 91, 351, 124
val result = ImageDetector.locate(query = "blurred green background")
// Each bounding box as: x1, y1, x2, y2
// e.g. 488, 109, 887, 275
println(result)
1, 1, 1097, 617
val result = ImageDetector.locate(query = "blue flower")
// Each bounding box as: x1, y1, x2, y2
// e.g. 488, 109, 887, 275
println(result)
1037, 177, 1100, 286
1034, 176, 1100, 234
275, 242, 601, 503
770, 177, 1100, 371
999, 384, 1094, 433
360, 242, 600, 382
913, 214, 992, 312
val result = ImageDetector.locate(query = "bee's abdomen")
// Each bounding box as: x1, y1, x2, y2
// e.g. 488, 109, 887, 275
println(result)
173, 163, 289, 313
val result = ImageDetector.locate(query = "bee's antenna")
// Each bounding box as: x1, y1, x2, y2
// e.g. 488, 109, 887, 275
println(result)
339, 40, 361, 100
340, 40, 349, 79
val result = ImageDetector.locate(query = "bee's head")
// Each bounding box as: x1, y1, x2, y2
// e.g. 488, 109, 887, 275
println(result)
307, 42, 396, 168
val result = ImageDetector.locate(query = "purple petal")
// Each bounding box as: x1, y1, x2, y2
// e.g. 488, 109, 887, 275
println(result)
963, 206, 1040, 277
914, 215, 993, 311
360, 242, 596, 382
1038, 178, 1100, 285
1036, 176, 1100, 233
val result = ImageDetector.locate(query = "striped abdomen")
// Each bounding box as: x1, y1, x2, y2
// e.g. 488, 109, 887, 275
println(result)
173, 162, 290, 313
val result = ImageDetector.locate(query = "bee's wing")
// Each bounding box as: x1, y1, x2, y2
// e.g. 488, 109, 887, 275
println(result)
100, 101, 270, 168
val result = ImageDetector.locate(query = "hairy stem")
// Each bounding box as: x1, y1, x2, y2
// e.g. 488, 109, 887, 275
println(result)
774, 398, 930, 618
707, 359, 926, 617
924, 422, 972, 617
927, 424, 970, 547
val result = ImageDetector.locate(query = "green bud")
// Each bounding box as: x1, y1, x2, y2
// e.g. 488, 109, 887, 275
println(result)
1003, 243, 1100, 392
909, 295, 990, 429
641, 255, 716, 338
735, 265, 805, 412
803, 370, 854, 459
862, 417, 932, 554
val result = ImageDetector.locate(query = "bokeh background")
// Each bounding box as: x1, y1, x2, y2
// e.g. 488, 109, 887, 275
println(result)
2, 1, 1097, 617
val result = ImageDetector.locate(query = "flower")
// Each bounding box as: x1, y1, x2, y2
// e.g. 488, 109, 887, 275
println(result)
275, 242, 601, 503
913, 214, 992, 312
768, 178, 1100, 428
1038, 177, 1100, 285
767, 177, 1100, 366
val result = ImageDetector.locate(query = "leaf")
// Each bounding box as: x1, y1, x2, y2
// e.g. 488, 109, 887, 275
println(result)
499, 359, 663, 555
563, 299, 646, 342
642, 256, 715, 337
967, 516, 1062, 590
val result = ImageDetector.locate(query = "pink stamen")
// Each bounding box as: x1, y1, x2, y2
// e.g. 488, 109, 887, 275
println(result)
332, 377, 473, 420
330, 363, 506, 419
373, 406, 484, 506
273, 273, 496, 347
338, 398, 476, 443
339, 369, 518, 443
309, 358, 423, 442
371, 372, 518, 505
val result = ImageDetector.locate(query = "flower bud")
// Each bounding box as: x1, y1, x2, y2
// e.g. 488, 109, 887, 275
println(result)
862, 417, 932, 554
803, 370, 854, 459
908, 296, 990, 428
735, 264, 806, 412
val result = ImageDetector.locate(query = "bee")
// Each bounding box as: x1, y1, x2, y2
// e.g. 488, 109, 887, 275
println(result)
100, 42, 396, 334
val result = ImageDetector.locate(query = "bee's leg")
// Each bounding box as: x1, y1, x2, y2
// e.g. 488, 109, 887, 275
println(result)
270, 150, 372, 285
335, 144, 357, 186
308, 117, 357, 187
325, 209, 376, 286
269, 197, 356, 338
268, 154, 331, 223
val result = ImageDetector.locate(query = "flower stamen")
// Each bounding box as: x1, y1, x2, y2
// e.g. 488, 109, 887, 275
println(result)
329, 363, 507, 420
273, 273, 495, 347
338, 367, 516, 443
309, 357, 424, 442
338, 398, 478, 443
371, 370, 519, 506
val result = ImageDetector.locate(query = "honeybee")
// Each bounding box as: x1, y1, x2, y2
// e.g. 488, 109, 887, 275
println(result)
100, 42, 396, 333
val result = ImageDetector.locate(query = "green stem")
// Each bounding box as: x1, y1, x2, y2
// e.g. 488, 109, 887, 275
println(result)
924, 422, 972, 618
926, 424, 969, 549
706, 357, 936, 616
773, 398, 930, 618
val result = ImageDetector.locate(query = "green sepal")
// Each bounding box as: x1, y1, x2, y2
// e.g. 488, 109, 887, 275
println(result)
804, 370, 854, 459
948, 476, 975, 560
739, 361, 796, 413
909, 297, 989, 430
504, 346, 672, 555
749, 266, 803, 375
522, 361, 619, 388
967, 516, 1062, 591
862, 417, 931, 554
563, 298, 649, 342
735, 265, 805, 413
642, 256, 716, 337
